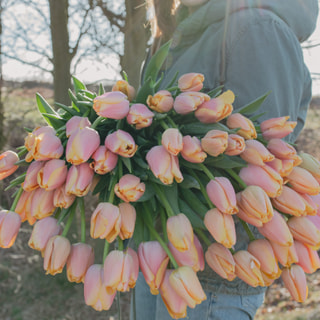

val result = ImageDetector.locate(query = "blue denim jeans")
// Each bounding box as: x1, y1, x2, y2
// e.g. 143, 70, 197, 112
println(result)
130, 274, 265, 320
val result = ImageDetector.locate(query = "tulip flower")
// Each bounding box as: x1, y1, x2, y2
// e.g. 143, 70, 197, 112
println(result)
22, 160, 45, 191
15, 190, 37, 225
30, 188, 55, 219
285, 166, 320, 195
206, 177, 238, 215
300, 193, 318, 216
93, 91, 130, 119
239, 164, 283, 198
159, 270, 188, 319
28, 217, 62, 255
237, 185, 273, 224
67, 243, 95, 283
204, 208, 236, 248
224, 134, 246, 156
257, 210, 293, 246
66, 116, 91, 137
37, 159, 68, 191
65, 163, 94, 197
269, 241, 298, 268
112, 79, 136, 101
266, 158, 294, 177
84, 264, 116, 311
178, 72, 204, 92
161, 128, 183, 156
147, 90, 174, 113
260, 116, 297, 140
0, 210, 21, 248
138, 241, 169, 294
181, 135, 207, 163
201, 130, 228, 157
167, 213, 194, 252
118, 202, 136, 240
233, 250, 265, 287
103, 249, 139, 293
195, 90, 234, 123
146, 145, 183, 184
114, 174, 145, 202
294, 240, 320, 274
43, 235, 71, 275
53, 184, 76, 209
105, 129, 137, 158
126, 103, 154, 129
281, 265, 308, 302
299, 152, 320, 183
169, 266, 206, 308
0, 150, 19, 180
90, 145, 118, 175
90, 202, 121, 243
236, 207, 263, 228
287, 216, 320, 250
205, 242, 236, 281
226, 113, 257, 139
173, 91, 210, 115
240, 140, 274, 166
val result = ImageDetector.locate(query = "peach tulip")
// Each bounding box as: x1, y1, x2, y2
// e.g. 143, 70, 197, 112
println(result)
53, 184, 76, 209
138, 241, 169, 295
181, 135, 207, 163
147, 90, 174, 113
201, 130, 228, 157
178, 72, 204, 92
299, 152, 320, 183
22, 160, 45, 191
93, 91, 130, 119
205, 242, 236, 281
300, 193, 318, 216
66, 116, 91, 137
105, 129, 137, 158
15, 190, 37, 225
294, 240, 320, 274
236, 207, 263, 228
224, 134, 246, 156
43, 235, 71, 275
206, 177, 238, 215
118, 202, 136, 240
112, 79, 136, 101
30, 188, 55, 219
114, 174, 145, 202
173, 91, 210, 115
240, 140, 274, 166
126, 103, 154, 129
90, 145, 118, 175
90, 202, 121, 243
226, 113, 257, 139
0, 150, 19, 180
260, 116, 296, 140
161, 128, 183, 156
266, 158, 294, 177
267, 139, 301, 166
269, 241, 298, 268
0, 210, 21, 248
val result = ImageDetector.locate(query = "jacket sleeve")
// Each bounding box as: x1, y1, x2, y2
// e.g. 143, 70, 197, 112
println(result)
223, 9, 312, 142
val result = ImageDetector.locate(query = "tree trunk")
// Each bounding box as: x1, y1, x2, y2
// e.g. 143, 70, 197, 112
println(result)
121, 0, 149, 90
48, 0, 71, 104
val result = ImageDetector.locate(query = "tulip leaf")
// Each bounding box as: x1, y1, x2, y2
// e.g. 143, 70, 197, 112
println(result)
133, 203, 150, 246
178, 198, 205, 229
135, 76, 154, 104
40, 113, 67, 130
162, 183, 180, 215
205, 155, 246, 169
179, 174, 200, 189
36, 93, 57, 116
132, 156, 149, 170
54, 102, 81, 117
92, 174, 110, 196
180, 188, 208, 218
121, 157, 132, 173
237, 91, 270, 115
72, 76, 87, 94
181, 122, 230, 135
207, 85, 224, 98
136, 182, 155, 202
98, 83, 105, 96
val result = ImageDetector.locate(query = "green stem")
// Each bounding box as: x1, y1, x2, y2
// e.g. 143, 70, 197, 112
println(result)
195, 228, 211, 247
160, 206, 168, 243
151, 183, 175, 217
167, 116, 178, 129
61, 200, 78, 237
79, 197, 86, 243
226, 168, 247, 189
118, 237, 124, 251
199, 163, 215, 181
159, 120, 170, 130
117, 291, 122, 320
239, 219, 255, 242
91, 116, 105, 129
166, 86, 179, 92
10, 187, 23, 211
17, 148, 28, 158
102, 240, 110, 262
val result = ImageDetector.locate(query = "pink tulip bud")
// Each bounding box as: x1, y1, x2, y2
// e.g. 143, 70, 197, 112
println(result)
260, 116, 297, 140
181, 135, 207, 163
93, 91, 130, 119
299, 152, 320, 183
23, 160, 45, 191
205, 242, 236, 281
90, 202, 121, 243
114, 174, 145, 202
240, 140, 275, 166
138, 241, 169, 295
43, 235, 71, 275
126, 103, 154, 129
146, 145, 183, 184
65, 163, 94, 197
266, 158, 294, 177
294, 240, 320, 274
169, 266, 206, 308
167, 213, 194, 252
66, 116, 91, 137
30, 188, 55, 219
159, 270, 188, 319
236, 206, 263, 228
118, 202, 136, 240
161, 128, 183, 156
204, 208, 236, 248
206, 177, 238, 215
90, 145, 118, 174
258, 210, 293, 246
112, 79, 136, 101
178, 72, 204, 92
195, 90, 234, 123
105, 129, 137, 158
239, 164, 283, 198
201, 130, 228, 157
281, 265, 308, 302
15, 190, 37, 225
226, 113, 257, 140
84, 264, 116, 311
28, 217, 62, 255
67, 243, 95, 283
173, 91, 210, 115
224, 134, 245, 156
285, 167, 320, 196
53, 184, 76, 209
147, 90, 174, 113
0, 150, 19, 180
269, 241, 298, 268
233, 250, 265, 287
0, 210, 21, 248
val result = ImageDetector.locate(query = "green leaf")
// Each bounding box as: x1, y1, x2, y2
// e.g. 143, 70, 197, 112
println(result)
180, 188, 208, 218
121, 157, 132, 173
54, 102, 80, 117
136, 182, 155, 202
36, 93, 57, 116
237, 91, 270, 115
179, 174, 200, 189
204, 154, 247, 169
162, 183, 180, 215
98, 83, 105, 96
133, 203, 150, 246
41, 113, 66, 129
178, 198, 205, 229
135, 77, 154, 104
122, 70, 129, 82
181, 122, 230, 136
207, 85, 224, 98
92, 174, 110, 196
72, 76, 87, 94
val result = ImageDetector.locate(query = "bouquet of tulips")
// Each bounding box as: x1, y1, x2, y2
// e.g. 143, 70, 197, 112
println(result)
1, 41, 320, 319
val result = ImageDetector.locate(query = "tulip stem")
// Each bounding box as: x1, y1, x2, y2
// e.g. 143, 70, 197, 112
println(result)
195, 228, 211, 247
61, 200, 77, 237
79, 197, 86, 243
103, 240, 110, 262
167, 116, 178, 129
10, 186, 23, 212
118, 237, 124, 251
199, 163, 215, 181
117, 291, 123, 320
91, 116, 105, 129
160, 120, 170, 130
226, 168, 247, 189
17, 148, 28, 158
151, 183, 175, 217
160, 206, 168, 243
239, 219, 256, 242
